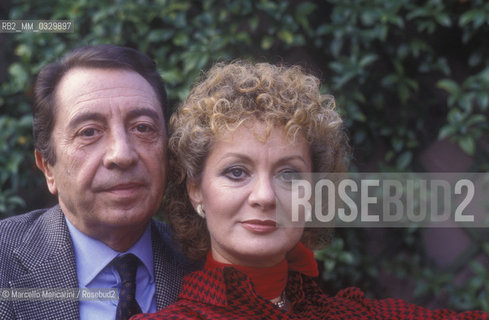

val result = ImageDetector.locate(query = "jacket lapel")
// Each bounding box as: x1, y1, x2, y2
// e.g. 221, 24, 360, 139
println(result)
9, 206, 79, 320
151, 221, 201, 310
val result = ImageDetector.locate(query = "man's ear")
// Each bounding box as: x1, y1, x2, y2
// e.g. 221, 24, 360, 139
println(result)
186, 178, 203, 209
35, 150, 58, 195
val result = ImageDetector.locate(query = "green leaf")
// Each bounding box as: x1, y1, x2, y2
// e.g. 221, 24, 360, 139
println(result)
392, 136, 404, 152
160, 69, 182, 84
435, 14, 451, 27
466, 114, 486, 126
477, 94, 489, 110
249, 16, 259, 31
278, 30, 294, 45
15, 44, 32, 60
7, 196, 25, 207
351, 111, 366, 122
295, 2, 316, 31
261, 36, 274, 50
396, 151, 412, 169
147, 29, 174, 42
359, 54, 378, 68
329, 61, 344, 73
438, 125, 457, 140
470, 261, 486, 275
316, 24, 329, 36
447, 108, 464, 123
296, 1, 316, 17
459, 10, 478, 26
459, 136, 475, 156
361, 10, 377, 26
437, 79, 459, 94
8, 63, 29, 91
173, 32, 189, 46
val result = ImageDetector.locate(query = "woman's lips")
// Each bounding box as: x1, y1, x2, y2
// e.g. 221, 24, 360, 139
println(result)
241, 219, 278, 233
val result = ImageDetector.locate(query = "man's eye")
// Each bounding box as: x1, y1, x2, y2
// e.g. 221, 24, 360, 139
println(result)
135, 124, 153, 133
80, 128, 97, 137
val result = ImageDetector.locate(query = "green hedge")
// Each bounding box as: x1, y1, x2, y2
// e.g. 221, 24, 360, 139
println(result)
1, 0, 489, 310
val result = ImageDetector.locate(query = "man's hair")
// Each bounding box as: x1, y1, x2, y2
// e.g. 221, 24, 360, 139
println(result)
164, 60, 349, 261
33, 44, 169, 165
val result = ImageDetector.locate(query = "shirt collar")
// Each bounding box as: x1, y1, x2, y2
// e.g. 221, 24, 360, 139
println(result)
65, 217, 154, 287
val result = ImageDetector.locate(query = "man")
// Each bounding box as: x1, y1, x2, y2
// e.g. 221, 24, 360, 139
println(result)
0, 45, 195, 320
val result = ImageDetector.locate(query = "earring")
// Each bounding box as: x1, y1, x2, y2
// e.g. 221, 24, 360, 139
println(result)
196, 204, 206, 218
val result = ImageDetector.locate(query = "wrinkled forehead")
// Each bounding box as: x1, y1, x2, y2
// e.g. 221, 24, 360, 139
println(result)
56, 67, 158, 103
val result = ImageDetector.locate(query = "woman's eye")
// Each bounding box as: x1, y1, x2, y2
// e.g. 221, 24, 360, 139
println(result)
225, 167, 247, 180
278, 170, 302, 182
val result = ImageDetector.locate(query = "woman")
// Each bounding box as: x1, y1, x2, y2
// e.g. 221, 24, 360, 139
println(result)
132, 61, 488, 319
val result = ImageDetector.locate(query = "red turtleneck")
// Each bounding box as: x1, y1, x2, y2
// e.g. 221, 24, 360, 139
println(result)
204, 242, 318, 299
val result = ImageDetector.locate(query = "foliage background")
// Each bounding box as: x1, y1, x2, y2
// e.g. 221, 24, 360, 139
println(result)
1, 0, 489, 310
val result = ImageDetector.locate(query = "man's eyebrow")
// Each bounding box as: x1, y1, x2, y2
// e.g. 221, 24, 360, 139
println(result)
68, 112, 106, 130
67, 108, 162, 131
126, 108, 162, 123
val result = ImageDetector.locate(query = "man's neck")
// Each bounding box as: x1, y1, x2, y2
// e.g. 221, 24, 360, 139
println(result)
63, 213, 149, 252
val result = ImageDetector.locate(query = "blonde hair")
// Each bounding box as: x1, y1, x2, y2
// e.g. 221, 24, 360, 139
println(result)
163, 61, 349, 260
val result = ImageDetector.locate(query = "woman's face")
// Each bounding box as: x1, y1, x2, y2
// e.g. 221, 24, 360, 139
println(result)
188, 122, 311, 267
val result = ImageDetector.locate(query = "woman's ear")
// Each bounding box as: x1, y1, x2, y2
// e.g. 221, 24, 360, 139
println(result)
186, 178, 203, 209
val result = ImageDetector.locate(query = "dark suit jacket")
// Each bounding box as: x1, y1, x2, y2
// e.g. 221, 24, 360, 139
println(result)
0, 205, 198, 319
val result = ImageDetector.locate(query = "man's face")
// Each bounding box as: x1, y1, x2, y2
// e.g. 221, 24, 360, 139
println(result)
37, 68, 167, 242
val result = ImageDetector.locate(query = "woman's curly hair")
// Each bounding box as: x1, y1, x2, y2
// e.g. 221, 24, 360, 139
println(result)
163, 60, 349, 261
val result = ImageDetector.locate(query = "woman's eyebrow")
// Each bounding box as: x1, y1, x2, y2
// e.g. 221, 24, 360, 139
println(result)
276, 155, 309, 166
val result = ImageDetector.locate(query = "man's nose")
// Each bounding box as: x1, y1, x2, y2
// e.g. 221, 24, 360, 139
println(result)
248, 175, 276, 210
103, 129, 138, 169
